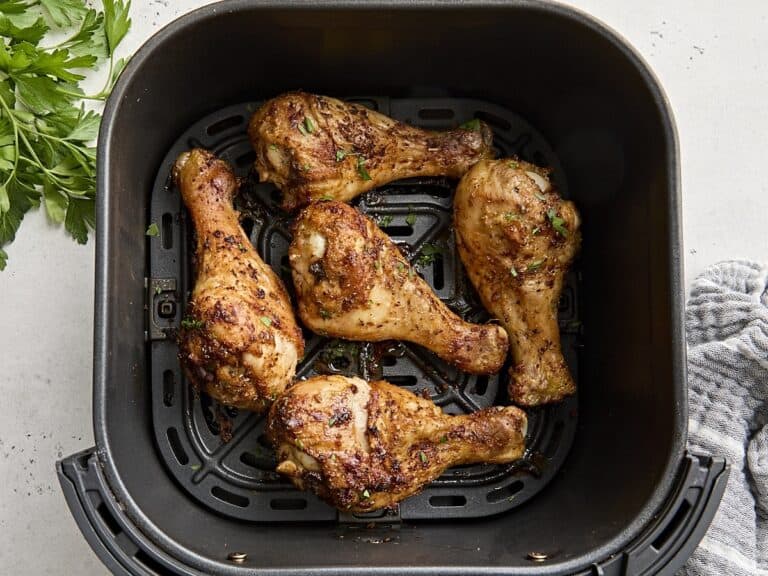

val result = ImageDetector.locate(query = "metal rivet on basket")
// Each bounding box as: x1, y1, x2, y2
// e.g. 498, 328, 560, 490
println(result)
227, 552, 247, 563
527, 551, 548, 562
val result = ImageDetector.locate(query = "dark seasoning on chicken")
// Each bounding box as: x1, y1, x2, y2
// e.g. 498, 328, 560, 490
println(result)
174, 91, 580, 513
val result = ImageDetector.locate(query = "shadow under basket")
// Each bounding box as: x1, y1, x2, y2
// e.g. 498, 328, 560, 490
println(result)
58, 1, 728, 575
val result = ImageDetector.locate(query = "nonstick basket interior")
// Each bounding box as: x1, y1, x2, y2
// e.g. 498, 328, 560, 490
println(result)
146, 96, 580, 523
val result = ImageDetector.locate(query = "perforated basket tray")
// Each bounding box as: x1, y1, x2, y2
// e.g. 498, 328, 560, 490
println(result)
146, 96, 580, 522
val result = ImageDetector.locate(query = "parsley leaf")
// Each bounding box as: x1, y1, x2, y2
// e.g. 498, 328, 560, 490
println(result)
377, 214, 393, 227
356, 155, 371, 181
527, 258, 546, 271
260, 316, 272, 327
41, 0, 89, 27
546, 208, 568, 237
459, 118, 481, 131
405, 211, 416, 226
415, 243, 441, 267
103, 0, 131, 56
0, 1, 131, 270
145, 222, 159, 237
180, 317, 205, 330
335, 149, 347, 162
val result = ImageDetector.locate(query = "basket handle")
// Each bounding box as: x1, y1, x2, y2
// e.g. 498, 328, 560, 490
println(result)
589, 452, 729, 576
59, 449, 727, 576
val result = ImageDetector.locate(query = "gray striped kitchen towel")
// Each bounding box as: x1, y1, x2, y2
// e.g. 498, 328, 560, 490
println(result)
680, 260, 768, 576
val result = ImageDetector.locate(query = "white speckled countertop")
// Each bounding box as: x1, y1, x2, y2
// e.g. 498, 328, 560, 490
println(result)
0, 1, 766, 573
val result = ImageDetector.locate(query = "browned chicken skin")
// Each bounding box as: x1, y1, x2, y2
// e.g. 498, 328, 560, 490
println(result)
454, 158, 581, 406
267, 375, 527, 512
289, 201, 509, 374
174, 149, 304, 412
248, 92, 494, 211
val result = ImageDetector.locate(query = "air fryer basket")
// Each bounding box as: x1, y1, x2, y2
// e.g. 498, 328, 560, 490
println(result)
58, 2, 728, 575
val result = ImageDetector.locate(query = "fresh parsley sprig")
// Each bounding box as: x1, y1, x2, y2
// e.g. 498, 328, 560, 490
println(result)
0, 0, 131, 270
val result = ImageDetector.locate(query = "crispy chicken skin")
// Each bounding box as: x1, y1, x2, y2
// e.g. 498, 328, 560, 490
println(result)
454, 158, 581, 406
267, 375, 527, 512
289, 201, 509, 374
248, 92, 494, 211
174, 149, 304, 412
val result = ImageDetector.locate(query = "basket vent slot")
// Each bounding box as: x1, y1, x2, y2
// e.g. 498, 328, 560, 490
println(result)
211, 486, 249, 508
473, 376, 489, 396
162, 370, 175, 407
429, 495, 466, 507
652, 499, 691, 551
134, 550, 178, 576
166, 427, 188, 465
432, 254, 445, 289
161, 213, 173, 250
381, 224, 413, 237
240, 450, 274, 471
474, 110, 512, 131
486, 481, 524, 503
387, 375, 418, 387
94, 499, 121, 536
206, 115, 244, 136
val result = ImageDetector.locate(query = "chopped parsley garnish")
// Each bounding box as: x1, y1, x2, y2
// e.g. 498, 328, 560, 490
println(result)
320, 194, 334, 201
535, 193, 548, 202
418, 451, 428, 463
377, 215, 393, 227
459, 118, 481, 131
146, 223, 159, 237
405, 211, 417, 227
508, 161, 519, 169
260, 316, 272, 327
335, 149, 347, 162
509, 266, 518, 278
180, 317, 205, 330
190, 464, 201, 471
532, 226, 541, 235
362, 489, 371, 499
527, 258, 546, 271
328, 415, 338, 427
504, 212, 520, 222
415, 243, 441, 267
439, 436, 448, 444
295, 439, 304, 450
356, 155, 371, 181
319, 309, 332, 319
238, 242, 247, 252
269, 143, 278, 151
300, 163, 312, 172
546, 208, 568, 237
396, 261, 405, 274
298, 117, 315, 135
322, 339, 358, 365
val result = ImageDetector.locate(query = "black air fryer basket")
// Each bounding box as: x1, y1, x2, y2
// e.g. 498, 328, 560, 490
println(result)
58, 2, 729, 575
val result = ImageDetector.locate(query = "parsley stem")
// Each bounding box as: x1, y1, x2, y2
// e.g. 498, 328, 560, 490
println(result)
0, 93, 20, 191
